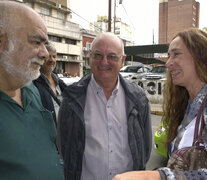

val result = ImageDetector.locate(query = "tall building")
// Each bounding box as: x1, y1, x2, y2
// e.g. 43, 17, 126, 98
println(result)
90, 16, 132, 46
13, 0, 83, 77
159, 0, 200, 44
81, 29, 99, 75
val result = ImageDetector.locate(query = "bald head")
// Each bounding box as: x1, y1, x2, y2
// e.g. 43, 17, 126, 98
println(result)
91, 32, 125, 55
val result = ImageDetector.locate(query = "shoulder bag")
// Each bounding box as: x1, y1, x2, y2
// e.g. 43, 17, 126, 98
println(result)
167, 95, 207, 171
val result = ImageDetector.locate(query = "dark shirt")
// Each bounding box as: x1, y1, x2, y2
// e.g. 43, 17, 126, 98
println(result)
0, 83, 64, 180
33, 73, 67, 126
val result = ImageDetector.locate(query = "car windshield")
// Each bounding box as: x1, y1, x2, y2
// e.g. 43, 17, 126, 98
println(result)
151, 66, 166, 73
120, 64, 147, 73
125, 67, 140, 72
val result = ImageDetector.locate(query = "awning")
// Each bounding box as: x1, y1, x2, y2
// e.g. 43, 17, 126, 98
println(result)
125, 55, 165, 64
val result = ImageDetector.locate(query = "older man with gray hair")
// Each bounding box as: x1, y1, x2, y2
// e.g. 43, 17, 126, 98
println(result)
58, 32, 152, 180
0, 1, 64, 180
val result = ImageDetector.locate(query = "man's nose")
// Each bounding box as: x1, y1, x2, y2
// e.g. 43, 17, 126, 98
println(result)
101, 55, 109, 64
38, 43, 49, 60
50, 56, 56, 62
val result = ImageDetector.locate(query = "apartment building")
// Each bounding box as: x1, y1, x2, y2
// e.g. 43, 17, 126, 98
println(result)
13, 0, 83, 77
90, 15, 132, 46
159, 0, 200, 44
81, 29, 99, 75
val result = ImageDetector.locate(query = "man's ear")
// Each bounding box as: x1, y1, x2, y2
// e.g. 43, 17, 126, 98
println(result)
0, 27, 8, 54
121, 54, 126, 65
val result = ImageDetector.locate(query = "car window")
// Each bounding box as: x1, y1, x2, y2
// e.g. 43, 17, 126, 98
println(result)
151, 66, 166, 73
127, 67, 138, 72
143, 67, 150, 72
120, 65, 147, 73
137, 67, 143, 73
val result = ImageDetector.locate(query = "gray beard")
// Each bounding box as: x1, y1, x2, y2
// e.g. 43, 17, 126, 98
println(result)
0, 52, 40, 87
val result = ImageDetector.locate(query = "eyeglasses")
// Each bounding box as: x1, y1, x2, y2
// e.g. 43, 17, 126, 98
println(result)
91, 52, 122, 62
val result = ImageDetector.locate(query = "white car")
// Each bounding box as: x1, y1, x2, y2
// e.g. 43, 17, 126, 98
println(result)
142, 65, 166, 80
120, 64, 150, 80
60, 77, 81, 85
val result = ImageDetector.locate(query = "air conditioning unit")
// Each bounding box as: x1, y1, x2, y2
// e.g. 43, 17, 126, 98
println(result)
83, 47, 88, 51
86, 43, 92, 50
63, 55, 68, 59
56, 3, 61, 9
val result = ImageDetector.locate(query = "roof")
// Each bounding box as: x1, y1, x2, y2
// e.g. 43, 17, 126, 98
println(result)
124, 44, 169, 65
124, 44, 169, 55
125, 55, 165, 65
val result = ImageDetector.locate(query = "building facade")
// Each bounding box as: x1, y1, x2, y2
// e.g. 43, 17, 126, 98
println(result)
14, 0, 83, 77
81, 29, 99, 75
90, 15, 132, 46
159, 0, 200, 44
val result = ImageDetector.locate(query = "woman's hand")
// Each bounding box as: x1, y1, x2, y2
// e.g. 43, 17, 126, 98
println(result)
112, 170, 161, 180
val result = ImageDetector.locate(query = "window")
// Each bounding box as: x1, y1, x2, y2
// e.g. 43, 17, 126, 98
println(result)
143, 67, 150, 72
57, 11, 65, 20
40, 6, 50, 15
125, 67, 138, 73
86, 42, 92, 50
65, 38, 76, 45
48, 35, 61, 42
24, 2, 32, 8
151, 66, 166, 73
137, 68, 143, 73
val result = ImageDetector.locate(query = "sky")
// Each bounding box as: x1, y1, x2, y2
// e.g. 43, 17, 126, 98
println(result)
69, 0, 207, 45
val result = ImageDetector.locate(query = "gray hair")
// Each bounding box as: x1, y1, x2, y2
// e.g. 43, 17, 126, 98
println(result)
45, 42, 56, 54
0, 1, 39, 33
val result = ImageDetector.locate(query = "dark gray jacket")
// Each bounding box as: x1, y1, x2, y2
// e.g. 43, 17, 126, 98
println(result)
58, 74, 152, 180
33, 73, 66, 126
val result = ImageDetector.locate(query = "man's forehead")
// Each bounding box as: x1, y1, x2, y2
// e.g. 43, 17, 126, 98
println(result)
13, 14, 48, 40
28, 33, 48, 42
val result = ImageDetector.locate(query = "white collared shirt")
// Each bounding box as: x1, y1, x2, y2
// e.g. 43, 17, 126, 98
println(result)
81, 75, 133, 180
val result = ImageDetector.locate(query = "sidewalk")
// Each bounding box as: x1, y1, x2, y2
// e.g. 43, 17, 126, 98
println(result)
150, 103, 163, 115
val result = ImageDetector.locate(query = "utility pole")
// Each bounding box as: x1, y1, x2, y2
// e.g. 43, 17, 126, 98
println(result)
114, 0, 116, 33
153, 29, 155, 44
108, 0, 112, 32
114, 0, 123, 33
109, 0, 123, 33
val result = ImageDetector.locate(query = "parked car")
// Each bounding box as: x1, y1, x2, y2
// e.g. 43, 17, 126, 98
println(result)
143, 65, 166, 80
120, 64, 150, 80
60, 77, 81, 85
154, 122, 168, 158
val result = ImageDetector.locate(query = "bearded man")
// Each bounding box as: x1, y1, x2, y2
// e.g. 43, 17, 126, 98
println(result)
0, 2, 64, 180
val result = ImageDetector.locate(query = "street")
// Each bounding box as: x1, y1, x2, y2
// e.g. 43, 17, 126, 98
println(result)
146, 114, 168, 170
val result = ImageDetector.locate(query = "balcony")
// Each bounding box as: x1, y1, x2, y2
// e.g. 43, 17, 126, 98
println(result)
40, 14, 81, 40
52, 42, 81, 56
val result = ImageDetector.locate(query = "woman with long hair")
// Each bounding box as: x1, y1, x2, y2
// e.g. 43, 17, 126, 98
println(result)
113, 28, 207, 180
